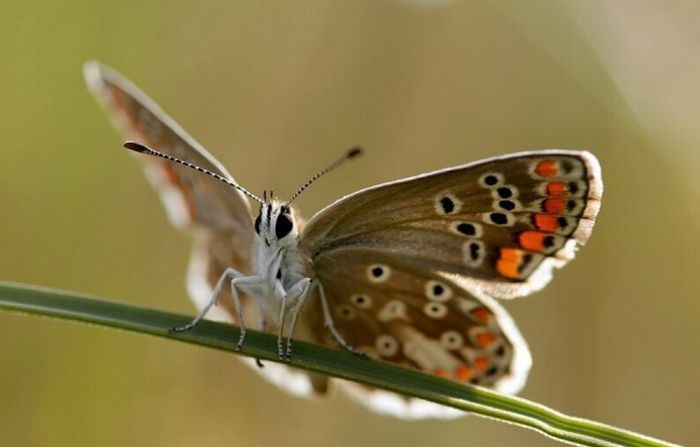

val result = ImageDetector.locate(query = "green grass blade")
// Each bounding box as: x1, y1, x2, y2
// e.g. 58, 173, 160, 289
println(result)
0, 281, 681, 447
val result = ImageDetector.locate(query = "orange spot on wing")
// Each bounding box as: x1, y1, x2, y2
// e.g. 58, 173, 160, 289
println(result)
496, 248, 522, 279
161, 164, 179, 184
499, 248, 521, 262
456, 366, 473, 381
536, 160, 558, 177
433, 368, 449, 378
544, 199, 565, 214
475, 356, 490, 370
534, 214, 558, 232
547, 181, 566, 197
519, 231, 546, 252
476, 332, 497, 347
496, 259, 519, 279
159, 164, 197, 221
470, 307, 491, 324
111, 88, 140, 131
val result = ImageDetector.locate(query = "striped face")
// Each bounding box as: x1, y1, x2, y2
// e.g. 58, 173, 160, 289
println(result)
84, 60, 603, 420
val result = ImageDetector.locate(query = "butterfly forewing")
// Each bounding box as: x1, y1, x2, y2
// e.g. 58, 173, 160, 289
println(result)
302, 150, 602, 299
84, 61, 254, 236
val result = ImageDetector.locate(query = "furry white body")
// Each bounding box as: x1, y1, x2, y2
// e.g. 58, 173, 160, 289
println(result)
184, 200, 314, 358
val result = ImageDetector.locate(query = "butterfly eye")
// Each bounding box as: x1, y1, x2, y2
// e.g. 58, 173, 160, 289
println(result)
254, 214, 261, 235
275, 213, 294, 239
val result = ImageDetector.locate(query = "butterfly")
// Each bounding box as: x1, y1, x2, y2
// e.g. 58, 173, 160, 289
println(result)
84, 61, 602, 419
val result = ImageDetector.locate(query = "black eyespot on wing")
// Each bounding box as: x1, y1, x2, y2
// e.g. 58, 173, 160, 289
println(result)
543, 235, 555, 248
490, 212, 508, 225
484, 175, 498, 186
439, 196, 455, 214
254, 214, 261, 235
498, 200, 515, 210
468, 242, 481, 261
457, 223, 476, 235
496, 187, 512, 198
275, 213, 294, 239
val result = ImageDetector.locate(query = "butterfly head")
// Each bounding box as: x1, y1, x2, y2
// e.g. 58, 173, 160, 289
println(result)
254, 192, 298, 247
250, 146, 363, 248
122, 141, 360, 248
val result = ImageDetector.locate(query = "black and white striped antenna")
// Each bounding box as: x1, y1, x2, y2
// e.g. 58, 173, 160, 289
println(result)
285, 146, 363, 206
123, 141, 265, 205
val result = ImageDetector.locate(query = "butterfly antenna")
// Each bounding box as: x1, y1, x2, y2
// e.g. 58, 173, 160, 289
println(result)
286, 146, 363, 206
123, 141, 264, 205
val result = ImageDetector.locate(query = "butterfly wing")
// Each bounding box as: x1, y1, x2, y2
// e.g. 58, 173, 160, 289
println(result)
297, 151, 600, 416
83, 61, 254, 236
308, 248, 531, 418
302, 150, 602, 299
84, 61, 329, 395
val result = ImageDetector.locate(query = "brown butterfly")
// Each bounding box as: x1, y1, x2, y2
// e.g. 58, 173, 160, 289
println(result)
84, 61, 602, 419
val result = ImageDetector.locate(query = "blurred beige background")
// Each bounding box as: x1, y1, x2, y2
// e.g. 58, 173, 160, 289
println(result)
1, 1, 698, 446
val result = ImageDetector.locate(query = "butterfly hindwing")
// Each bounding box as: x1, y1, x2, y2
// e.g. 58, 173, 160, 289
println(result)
302, 150, 602, 299
309, 248, 531, 394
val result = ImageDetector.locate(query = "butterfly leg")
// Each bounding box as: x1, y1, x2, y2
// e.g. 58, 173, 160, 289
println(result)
275, 283, 289, 360
230, 275, 266, 351
256, 299, 267, 333
252, 298, 267, 368
171, 268, 266, 353
170, 267, 248, 333
283, 278, 312, 360
318, 283, 367, 357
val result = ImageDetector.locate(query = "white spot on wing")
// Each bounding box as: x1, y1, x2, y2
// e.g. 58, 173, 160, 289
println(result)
490, 184, 520, 199
425, 280, 452, 302
449, 221, 483, 238
423, 302, 448, 319
378, 299, 409, 322
400, 327, 459, 373
434, 192, 463, 215
462, 239, 485, 267
479, 172, 505, 188
336, 305, 356, 319
375, 334, 400, 357
350, 294, 373, 309
440, 331, 464, 350
482, 211, 515, 226
367, 264, 390, 283
492, 198, 522, 212
455, 296, 480, 315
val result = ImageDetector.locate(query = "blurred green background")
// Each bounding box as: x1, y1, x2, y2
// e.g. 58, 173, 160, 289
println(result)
1, 1, 698, 446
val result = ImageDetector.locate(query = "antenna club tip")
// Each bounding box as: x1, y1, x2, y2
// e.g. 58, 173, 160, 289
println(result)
123, 141, 149, 153
347, 146, 363, 158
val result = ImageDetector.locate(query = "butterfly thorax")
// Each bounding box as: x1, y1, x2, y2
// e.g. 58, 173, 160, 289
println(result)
253, 199, 309, 291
